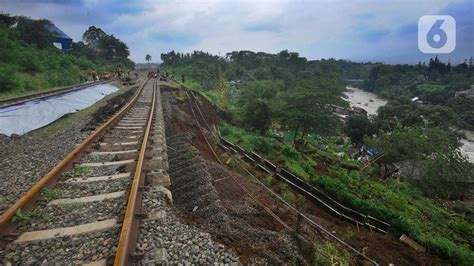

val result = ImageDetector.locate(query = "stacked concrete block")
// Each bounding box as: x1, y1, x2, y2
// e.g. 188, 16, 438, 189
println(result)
146, 86, 171, 191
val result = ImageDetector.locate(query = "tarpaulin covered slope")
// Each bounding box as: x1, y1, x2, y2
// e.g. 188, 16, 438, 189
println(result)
0, 84, 118, 136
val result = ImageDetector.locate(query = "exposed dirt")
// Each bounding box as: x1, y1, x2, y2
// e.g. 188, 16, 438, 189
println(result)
161, 84, 446, 265
163, 87, 311, 264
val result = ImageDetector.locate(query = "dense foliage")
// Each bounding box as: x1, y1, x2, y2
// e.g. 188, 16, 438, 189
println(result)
357, 57, 474, 130
162, 49, 473, 264
221, 123, 474, 265
162, 49, 347, 138
0, 14, 134, 98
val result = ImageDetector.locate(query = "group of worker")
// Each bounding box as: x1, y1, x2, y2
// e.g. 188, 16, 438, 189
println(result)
80, 67, 141, 83
146, 69, 187, 83
81, 68, 187, 83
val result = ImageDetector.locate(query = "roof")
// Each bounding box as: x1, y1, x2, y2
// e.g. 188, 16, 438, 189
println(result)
46, 23, 72, 40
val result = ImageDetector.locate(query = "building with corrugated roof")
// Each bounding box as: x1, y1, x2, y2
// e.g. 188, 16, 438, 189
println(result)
46, 23, 72, 50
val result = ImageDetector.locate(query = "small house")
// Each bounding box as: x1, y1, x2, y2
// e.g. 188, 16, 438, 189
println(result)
46, 23, 72, 50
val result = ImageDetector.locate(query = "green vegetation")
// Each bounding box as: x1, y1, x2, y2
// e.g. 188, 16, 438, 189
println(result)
360, 57, 474, 130
313, 242, 351, 265
11, 208, 35, 223
41, 188, 64, 201
221, 123, 474, 265
162, 49, 473, 264
0, 13, 133, 99
63, 165, 91, 178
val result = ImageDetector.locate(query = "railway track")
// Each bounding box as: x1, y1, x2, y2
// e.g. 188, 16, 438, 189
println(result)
0, 78, 167, 265
0, 80, 115, 109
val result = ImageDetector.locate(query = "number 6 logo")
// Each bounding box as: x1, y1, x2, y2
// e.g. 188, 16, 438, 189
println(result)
418, 15, 456, 53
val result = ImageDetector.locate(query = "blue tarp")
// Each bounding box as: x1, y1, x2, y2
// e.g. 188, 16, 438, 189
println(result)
0, 84, 118, 136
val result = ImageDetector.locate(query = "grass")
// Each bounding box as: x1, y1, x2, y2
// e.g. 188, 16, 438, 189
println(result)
0, 78, 86, 100
11, 208, 35, 224
41, 188, 64, 201
313, 242, 352, 265
220, 123, 474, 265
63, 165, 91, 178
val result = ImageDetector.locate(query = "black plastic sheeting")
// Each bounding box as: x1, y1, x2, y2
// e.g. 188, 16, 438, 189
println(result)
0, 84, 118, 136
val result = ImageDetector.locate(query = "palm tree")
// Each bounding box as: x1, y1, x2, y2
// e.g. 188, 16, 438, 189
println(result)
145, 54, 152, 64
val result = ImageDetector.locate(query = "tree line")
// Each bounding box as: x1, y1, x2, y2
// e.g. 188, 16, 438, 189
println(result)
0, 13, 134, 96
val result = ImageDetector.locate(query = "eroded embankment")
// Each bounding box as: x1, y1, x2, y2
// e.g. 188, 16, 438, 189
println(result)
0, 82, 138, 214
162, 86, 310, 264
162, 84, 446, 265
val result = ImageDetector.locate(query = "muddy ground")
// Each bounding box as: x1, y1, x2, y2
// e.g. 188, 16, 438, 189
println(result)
0, 81, 138, 214
161, 84, 445, 265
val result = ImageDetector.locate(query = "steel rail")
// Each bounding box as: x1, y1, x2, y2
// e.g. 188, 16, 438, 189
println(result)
0, 79, 148, 233
114, 79, 157, 265
0, 79, 117, 108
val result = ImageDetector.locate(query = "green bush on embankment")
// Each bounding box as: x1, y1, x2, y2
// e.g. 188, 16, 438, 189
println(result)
0, 14, 134, 99
219, 123, 474, 265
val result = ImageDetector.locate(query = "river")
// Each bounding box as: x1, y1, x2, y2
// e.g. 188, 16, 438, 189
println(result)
343, 87, 387, 116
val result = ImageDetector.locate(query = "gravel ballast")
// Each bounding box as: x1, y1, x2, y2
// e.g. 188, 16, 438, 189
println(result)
0, 82, 137, 214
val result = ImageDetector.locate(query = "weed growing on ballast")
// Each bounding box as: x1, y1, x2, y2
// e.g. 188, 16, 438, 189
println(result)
41, 188, 64, 201
63, 165, 91, 178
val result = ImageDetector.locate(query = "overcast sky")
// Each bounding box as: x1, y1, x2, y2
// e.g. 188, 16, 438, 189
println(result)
1, 0, 472, 64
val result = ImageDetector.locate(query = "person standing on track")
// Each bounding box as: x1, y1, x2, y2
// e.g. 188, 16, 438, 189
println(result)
91, 69, 98, 81
116, 67, 122, 79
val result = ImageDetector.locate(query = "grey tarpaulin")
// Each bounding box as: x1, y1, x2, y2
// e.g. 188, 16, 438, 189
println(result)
0, 84, 119, 136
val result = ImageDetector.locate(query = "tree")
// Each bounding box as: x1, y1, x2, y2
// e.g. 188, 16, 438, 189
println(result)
145, 54, 152, 63
0, 13, 16, 27
16, 16, 55, 49
448, 96, 474, 130
278, 77, 343, 142
366, 126, 459, 164
82, 26, 107, 47
82, 27, 130, 61
243, 99, 271, 133
215, 66, 230, 108
366, 126, 470, 198
236, 80, 283, 132
418, 150, 472, 198
344, 115, 376, 143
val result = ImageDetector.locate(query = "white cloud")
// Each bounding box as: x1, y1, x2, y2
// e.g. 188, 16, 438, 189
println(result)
1, 0, 469, 63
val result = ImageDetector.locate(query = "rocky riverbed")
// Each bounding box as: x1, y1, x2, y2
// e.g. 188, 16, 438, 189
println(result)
343, 86, 387, 116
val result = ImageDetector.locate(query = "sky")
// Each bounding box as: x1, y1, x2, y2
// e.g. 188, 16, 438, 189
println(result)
1, 0, 472, 64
